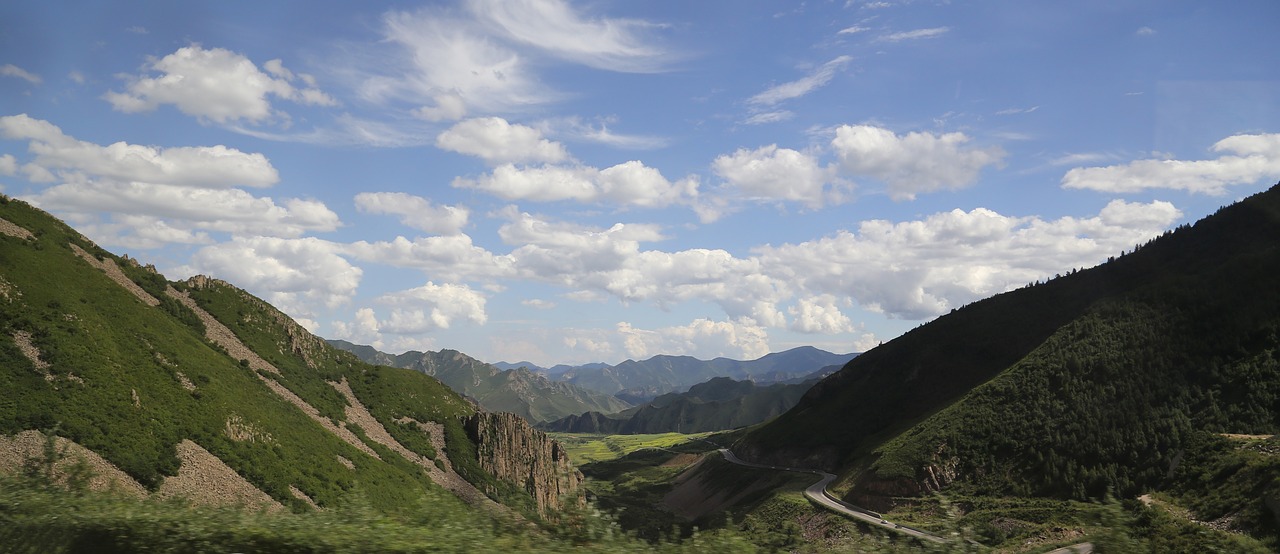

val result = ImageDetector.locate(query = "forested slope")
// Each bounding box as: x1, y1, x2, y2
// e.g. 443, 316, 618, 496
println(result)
741, 184, 1280, 525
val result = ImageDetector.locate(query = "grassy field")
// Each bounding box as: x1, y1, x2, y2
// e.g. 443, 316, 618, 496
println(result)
551, 432, 716, 465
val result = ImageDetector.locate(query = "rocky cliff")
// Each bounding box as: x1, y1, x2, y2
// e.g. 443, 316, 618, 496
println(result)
464, 412, 583, 516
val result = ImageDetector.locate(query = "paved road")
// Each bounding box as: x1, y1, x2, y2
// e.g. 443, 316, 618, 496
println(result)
716, 448, 946, 543
714, 447, 1094, 553
1042, 543, 1094, 554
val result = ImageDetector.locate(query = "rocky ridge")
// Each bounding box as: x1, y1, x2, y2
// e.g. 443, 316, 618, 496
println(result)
465, 411, 583, 516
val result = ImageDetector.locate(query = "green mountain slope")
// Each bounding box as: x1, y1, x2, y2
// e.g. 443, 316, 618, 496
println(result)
0, 195, 575, 520
541, 376, 814, 434
330, 340, 631, 423
739, 184, 1280, 538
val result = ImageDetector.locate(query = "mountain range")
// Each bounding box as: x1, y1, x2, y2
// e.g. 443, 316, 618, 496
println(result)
7, 181, 1280, 551
539, 376, 817, 435
546, 346, 855, 401
328, 340, 631, 423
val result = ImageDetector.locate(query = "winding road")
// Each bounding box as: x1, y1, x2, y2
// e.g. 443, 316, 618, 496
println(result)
716, 448, 946, 543
715, 448, 1094, 553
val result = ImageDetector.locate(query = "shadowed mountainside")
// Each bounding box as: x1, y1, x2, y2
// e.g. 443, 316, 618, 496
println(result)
540, 376, 815, 435
736, 183, 1280, 541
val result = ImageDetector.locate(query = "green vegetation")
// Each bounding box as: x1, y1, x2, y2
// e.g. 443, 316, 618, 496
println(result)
0, 472, 766, 554
1163, 433, 1280, 544
552, 432, 714, 465
738, 184, 1280, 550
0, 197, 535, 519
332, 340, 631, 423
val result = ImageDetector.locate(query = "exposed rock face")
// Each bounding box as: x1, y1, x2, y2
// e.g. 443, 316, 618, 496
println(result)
464, 412, 583, 516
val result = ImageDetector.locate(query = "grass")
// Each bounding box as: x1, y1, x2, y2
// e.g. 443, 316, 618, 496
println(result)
551, 432, 715, 466
0, 474, 767, 554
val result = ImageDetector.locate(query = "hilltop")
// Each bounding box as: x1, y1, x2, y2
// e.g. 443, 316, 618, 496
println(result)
0, 195, 591, 543
729, 183, 1280, 546
540, 376, 816, 435
555, 346, 855, 401
329, 340, 631, 423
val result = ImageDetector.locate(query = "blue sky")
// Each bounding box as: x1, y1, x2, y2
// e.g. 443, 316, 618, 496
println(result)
2, 1, 1278, 367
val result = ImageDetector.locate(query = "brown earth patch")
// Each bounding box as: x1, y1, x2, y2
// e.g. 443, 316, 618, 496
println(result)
1219, 433, 1274, 441
69, 243, 160, 307
175, 371, 196, 392
164, 286, 382, 461
660, 453, 700, 468
0, 217, 34, 240
329, 379, 514, 519
156, 439, 282, 512
12, 330, 51, 376
0, 430, 148, 498
165, 286, 277, 375
0, 275, 19, 302
336, 455, 355, 470
225, 414, 273, 443
290, 484, 321, 510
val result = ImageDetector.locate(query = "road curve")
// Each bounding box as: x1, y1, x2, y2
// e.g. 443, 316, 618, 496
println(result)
714, 447, 1094, 553
716, 448, 946, 543
1042, 543, 1094, 554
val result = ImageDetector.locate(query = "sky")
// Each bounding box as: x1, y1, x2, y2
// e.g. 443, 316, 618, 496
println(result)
2, 1, 1278, 367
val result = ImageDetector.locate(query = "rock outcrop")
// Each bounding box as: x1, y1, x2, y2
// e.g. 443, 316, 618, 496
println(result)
464, 412, 583, 516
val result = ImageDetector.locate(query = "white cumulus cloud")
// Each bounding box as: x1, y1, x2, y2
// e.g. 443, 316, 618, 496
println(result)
376, 281, 489, 333
104, 45, 336, 124
0, 114, 279, 188
755, 200, 1181, 319
1, 114, 337, 246
453, 161, 698, 208
712, 144, 841, 208
355, 192, 470, 235
567, 318, 771, 362
1060, 133, 1280, 195
789, 295, 856, 334
345, 234, 516, 282
831, 124, 1006, 200
178, 236, 362, 318
436, 117, 570, 164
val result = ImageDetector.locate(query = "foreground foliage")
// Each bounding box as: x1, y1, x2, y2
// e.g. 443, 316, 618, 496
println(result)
0, 474, 766, 554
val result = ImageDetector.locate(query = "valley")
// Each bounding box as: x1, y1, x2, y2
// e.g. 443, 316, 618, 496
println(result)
3, 173, 1280, 552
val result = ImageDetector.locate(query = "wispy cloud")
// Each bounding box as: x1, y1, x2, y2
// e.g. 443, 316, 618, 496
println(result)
466, 0, 674, 73
742, 111, 794, 125
537, 116, 669, 149
1, 64, 42, 84
995, 105, 1039, 116
1135, 26, 1156, 36
749, 55, 853, 107
838, 25, 869, 35
877, 27, 949, 43
1050, 152, 1115, 166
